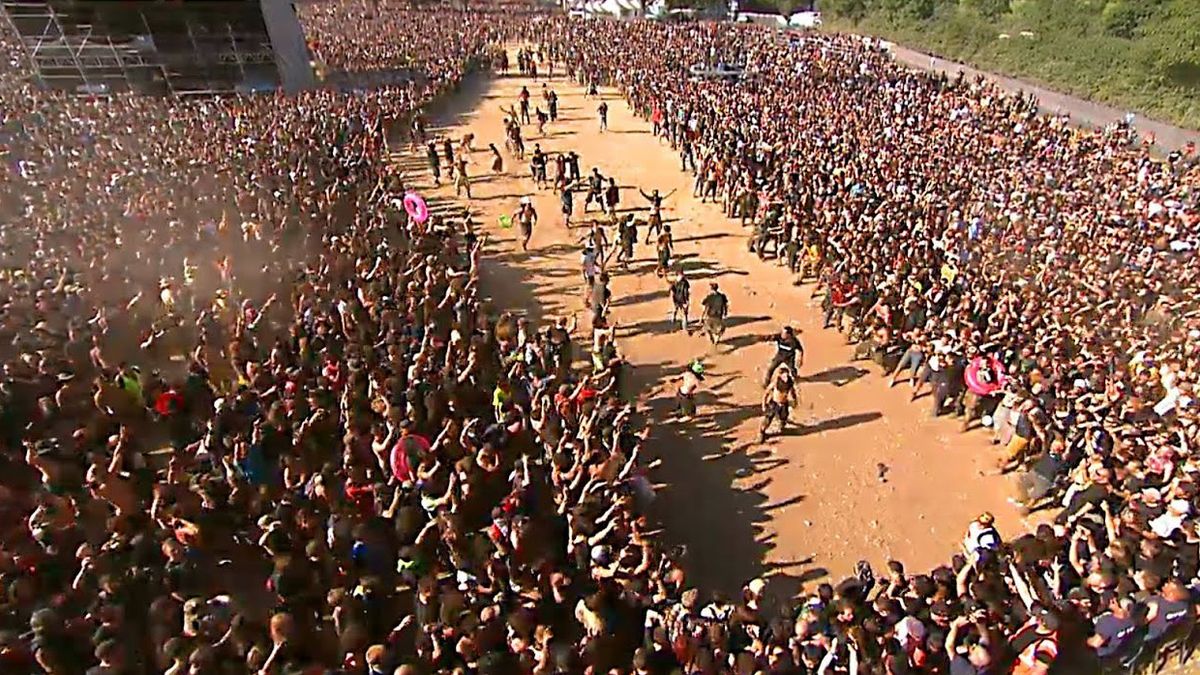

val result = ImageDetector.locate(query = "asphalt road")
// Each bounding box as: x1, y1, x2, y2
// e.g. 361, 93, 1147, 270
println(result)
884, 42, 1200, 153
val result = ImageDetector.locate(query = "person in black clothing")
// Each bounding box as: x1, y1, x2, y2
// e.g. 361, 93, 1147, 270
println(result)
441, 137, 454, 177
763, 326, 803, 386
530, 145, 548, 188
566, 151, 582, 183
604, 177, 620, 216
597, 101, 608, 131
668, 271, 690, 333
426, 142, 441, 185
583, 168, 605, 212
616, 215, 637, 267
932, 348, 966, 417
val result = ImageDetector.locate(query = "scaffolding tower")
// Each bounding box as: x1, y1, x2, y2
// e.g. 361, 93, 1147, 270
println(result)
1, 0, 312, 95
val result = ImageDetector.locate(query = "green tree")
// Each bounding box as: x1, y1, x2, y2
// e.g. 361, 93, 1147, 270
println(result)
1144, 1, 1200, 86
1101, 0, 1144, 39
821, 0, 869, 22
960, 0, 1009, 19
766, 0, 809, 16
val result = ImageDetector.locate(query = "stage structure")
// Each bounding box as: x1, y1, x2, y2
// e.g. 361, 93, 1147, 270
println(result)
1, 0, 315, 95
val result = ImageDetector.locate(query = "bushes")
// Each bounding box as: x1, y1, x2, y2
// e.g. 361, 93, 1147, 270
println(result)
817, 0, 1200, 129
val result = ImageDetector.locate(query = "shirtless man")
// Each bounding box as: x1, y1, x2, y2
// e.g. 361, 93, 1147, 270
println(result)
580, 220, 609, 264
761, 365, 799, 442
514, 199, 538, 251
640, 188, 675, 244
454, 156, 471, 198
519, 86, 531, 124
583, 168, 605, 213
677, 360, 705, 419
654, 225, 673, 278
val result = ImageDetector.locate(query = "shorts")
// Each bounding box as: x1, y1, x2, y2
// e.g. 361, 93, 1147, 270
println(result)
703, 315, 725, 337
678, 392, 696, 416
896, 347, 924, 373
765, 401, 790, 424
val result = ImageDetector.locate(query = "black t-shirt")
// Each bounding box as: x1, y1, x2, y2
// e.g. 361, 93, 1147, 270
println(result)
774, 334, 803, 359
670, 278, 689, 305
703, 291, 728, 318
1093, 612, 1135, 658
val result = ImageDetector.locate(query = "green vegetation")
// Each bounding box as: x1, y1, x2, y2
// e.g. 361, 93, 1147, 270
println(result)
815, 0, 1200, 129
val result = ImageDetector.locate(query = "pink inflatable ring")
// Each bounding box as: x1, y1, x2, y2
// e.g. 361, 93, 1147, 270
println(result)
403, 192, 429, 224
965, 355, 1007, 396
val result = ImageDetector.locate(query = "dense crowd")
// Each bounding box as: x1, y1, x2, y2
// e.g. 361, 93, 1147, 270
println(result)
299, 0, 523, 81
4, 0, 1200, 672
0, 5, 675, 675
529, 14, 1200, 674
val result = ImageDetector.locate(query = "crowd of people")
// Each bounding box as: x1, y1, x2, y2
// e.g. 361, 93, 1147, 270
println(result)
527, 14, 1200, 674
1, 4, 680, 674
4, 0, 1200, 672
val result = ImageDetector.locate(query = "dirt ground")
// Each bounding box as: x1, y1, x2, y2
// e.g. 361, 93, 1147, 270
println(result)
390, 55, 1025, 598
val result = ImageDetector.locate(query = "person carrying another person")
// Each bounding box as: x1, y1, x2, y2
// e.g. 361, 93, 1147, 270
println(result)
763, 325, 803, 386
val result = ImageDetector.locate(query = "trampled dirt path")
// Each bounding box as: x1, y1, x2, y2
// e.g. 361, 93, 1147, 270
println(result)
390, 56, 1023, 597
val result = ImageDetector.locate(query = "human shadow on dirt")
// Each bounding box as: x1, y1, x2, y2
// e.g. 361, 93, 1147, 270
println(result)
799, 365, 870, 387
787, 411, 884, 437
632, 360, 795, 597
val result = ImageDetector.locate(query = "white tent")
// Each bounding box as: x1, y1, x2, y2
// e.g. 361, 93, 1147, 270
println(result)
565, 0, 657, 18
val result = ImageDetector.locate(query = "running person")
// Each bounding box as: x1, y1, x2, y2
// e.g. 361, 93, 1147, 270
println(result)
559, 178, 583, 227
583, 168, 605, 213
514, 198, 538, 251
677, 360, 705, 419
763, 326, 804, 386
580, 246, 599, 289
580, 220, 609, 264
530, 145, 548, 189
654, 225, 673, 278
519, 86, 531, 124
761, 365, 799, 442
616, 215, 637, 268
603, 177, 620, 217
639, 187, 675, 244
668, 271, 690, 333
426, 141, 441, 185
454, 156, 471, 198
488, 143, 504, 173
588, 272, 611, 329
700, 282, 729, 346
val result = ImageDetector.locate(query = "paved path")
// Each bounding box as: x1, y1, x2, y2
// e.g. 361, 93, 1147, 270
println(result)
391, 52, 1022, 596
884, 43, 1200, 152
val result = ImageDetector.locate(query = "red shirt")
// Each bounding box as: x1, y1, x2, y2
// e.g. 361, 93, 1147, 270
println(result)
344, 481, 376, 518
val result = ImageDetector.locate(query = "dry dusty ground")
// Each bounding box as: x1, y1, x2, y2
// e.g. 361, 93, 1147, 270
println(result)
389, 54, 1028, 598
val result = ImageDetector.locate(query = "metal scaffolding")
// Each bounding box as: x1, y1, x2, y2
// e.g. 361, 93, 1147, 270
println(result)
1, 0, 301, 95
2, 0, 169, 93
